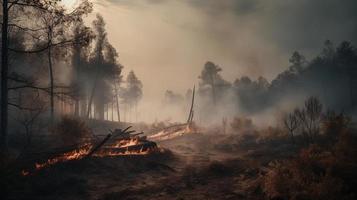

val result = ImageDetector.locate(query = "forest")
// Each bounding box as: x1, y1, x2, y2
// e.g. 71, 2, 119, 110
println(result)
1, 0, 357, 200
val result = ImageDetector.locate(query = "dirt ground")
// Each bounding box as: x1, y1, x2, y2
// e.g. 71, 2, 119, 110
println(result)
7, 131, 297, 200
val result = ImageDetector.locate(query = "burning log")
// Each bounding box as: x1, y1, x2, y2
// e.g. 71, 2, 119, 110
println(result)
86, 126, 142, 157
148, 123, 196, 141
97, 141, 157, 156
21, 126, 161, 175
85, 133, 112, 158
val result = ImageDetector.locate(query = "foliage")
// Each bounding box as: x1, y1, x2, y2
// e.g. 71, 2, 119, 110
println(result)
197, 41, 357, 115
283, 96, 323, 144
121, 70, 143, 107
263, 115, 357, 200
55, 116, 91, 145
263, 143, 356, 200
321, 110, 350, 146
198, 61, 231, 105
283, 110, 299, 143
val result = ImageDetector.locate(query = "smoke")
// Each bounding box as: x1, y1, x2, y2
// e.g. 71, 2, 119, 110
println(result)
87, 0, 357, 123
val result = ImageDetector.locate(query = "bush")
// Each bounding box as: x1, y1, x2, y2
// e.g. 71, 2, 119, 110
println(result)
263, 143, 356, 200
321, 111, 350, 143
230, 116, 253, 132
55, 116, 91, 145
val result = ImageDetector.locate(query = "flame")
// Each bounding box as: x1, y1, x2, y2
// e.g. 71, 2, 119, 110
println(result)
112, 138, 140, 148
148, 124, 196, 141
22, 137, 158, 176
22, 170, 30, 176
34, 144, 93, 171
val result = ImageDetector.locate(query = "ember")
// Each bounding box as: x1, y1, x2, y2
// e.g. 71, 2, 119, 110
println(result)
148, 123, 197, 141
22, 127, 160, 176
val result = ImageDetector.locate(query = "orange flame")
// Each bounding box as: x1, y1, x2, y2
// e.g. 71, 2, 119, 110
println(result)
22, 138, 157, 176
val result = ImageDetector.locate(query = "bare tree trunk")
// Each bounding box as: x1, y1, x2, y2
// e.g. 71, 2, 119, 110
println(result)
114, 79, 120, 122
106, 103, 109, 121
80, 98, 87, 117
1, 0, 9, 153
187, 85, 195, 123
74, 48, 81, 117
96, 102, 104, 120
111, 100, 114, 121
47, 28, 55, 123
135, 100, 138, 123
124, 105, 126, 122
210, 75, 216, 105
87, 79, 97, 118
75, 99, 80, 116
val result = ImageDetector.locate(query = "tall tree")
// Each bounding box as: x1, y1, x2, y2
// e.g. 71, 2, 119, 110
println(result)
289, 51, 306, 74
86, 14, 122, 120
1, 0, 92, 153
87, 14, 106, 119
37, 1, 92, 122
71, 19, 94, 117
1, 0, 10, 154
122, 71, 143, 122
199, 61, 229, 105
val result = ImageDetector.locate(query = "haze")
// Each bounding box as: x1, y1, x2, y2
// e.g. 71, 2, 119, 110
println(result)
88, 0, 356, 104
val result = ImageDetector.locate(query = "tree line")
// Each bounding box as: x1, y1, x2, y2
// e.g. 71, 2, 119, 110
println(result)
0, 0, 143, 155
196, 40, 357, 117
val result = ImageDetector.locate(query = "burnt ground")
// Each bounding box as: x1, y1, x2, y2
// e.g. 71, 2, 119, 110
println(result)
6, 131, 299, 200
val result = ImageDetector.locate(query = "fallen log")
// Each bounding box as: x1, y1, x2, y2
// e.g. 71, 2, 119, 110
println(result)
98, 141, 157, 154
85, 133, 112, 158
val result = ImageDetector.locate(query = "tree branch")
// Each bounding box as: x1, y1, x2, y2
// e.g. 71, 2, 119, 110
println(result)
8, 39, 74, 54
8, 102, 38, 111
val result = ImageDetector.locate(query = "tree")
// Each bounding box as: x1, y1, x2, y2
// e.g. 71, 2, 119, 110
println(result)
37, 1, 92, 122
304, 96, 323, 139
283, 110, 299, 143
71, 19, 94, 117
199, 61, 229, 105
1, 0, 10, 154
1, 0, 58, 153
1, 0, 92, 154
289, 51, 306, 74
85, 14, 122, 120
121, 71, 143, 122
295, 96, 323, 143
321, 40, 335, 60
164, 90, 184, 105
87, 14, 106, 119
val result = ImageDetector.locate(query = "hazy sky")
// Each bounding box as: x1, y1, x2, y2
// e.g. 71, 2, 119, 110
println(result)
84, 0, 356, 111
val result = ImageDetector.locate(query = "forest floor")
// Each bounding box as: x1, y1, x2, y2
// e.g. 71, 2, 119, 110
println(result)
7, 129, 302, 200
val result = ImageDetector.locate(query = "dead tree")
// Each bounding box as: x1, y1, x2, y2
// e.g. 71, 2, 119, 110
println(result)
304, 96, 323, 140
114, 77, 121, 122
283, 111, 299, 143
1, 0, 9, 154
187, 85, 195, 124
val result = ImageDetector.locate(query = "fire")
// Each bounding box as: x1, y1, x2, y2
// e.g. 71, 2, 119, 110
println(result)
94, 137, 156, 157
112, 138, 140, 148
22, 170, 30, 176
148, 124, 196, 141
34, 144, 93, 171
22, 136, 158, 176
94, 146, 154, 157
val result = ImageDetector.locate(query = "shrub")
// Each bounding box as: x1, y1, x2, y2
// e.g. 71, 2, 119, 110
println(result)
55, 116, 91, 145
321, 111, 350, 144
263, 143, 356, 200
230, 116, 253, 132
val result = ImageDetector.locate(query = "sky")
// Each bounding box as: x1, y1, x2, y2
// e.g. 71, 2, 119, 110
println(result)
70, 0, 357, 121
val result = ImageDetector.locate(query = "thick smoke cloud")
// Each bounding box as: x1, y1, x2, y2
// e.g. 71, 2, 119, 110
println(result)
92, 0, 356, 122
